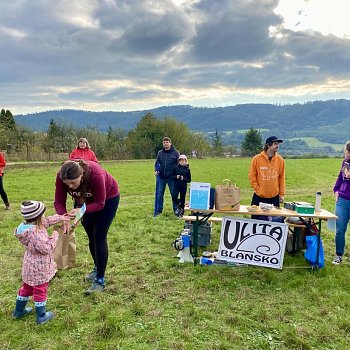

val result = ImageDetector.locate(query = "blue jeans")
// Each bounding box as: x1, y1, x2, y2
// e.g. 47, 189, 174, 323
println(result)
335, 196, 350, 256
155, 177, 177, 213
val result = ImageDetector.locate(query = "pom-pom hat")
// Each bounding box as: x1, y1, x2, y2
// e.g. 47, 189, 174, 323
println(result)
21, 201, 46, 221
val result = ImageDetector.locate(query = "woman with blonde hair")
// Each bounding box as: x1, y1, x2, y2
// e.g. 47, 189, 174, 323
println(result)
69, 138, 97, 162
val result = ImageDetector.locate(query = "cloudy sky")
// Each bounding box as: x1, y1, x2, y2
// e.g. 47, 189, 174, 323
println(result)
1, 0, 350, 115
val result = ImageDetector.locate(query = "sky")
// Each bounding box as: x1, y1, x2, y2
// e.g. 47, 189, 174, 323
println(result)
1, 0, 350, 115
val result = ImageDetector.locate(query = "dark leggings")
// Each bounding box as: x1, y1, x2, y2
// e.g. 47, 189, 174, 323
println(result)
0, 175, 9, 205
82, 196, 119, 279
172, 184, 187, 210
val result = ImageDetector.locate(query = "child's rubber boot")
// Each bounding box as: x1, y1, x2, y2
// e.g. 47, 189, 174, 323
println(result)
12, 296, 33, 319
35, 302, 54, 325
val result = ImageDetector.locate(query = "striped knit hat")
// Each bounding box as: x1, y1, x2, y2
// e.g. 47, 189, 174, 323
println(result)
21, 201, 46, 221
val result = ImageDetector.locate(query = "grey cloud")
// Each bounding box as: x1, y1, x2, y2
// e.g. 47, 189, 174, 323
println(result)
102, 0, 191, 56
56, 84, 182, 106
1, 0, 350, 114
115, 14, 190, 55
59, 87, 155, 102
280, 30, 350, 74
0, 0, 191, 83
187, 0, 282, 62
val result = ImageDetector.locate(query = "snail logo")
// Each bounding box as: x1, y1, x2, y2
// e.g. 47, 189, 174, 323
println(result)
236, 234, 281, 255
218, 217, 288, 269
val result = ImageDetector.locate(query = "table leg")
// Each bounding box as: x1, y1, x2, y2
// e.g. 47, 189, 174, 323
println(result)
193, 213, 199, 265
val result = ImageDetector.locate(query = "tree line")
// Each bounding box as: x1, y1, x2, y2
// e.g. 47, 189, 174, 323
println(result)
1, 108, 336, 160
1, 109, 250, 161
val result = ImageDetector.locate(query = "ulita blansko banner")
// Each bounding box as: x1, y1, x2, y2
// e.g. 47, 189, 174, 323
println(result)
218, 217, 288, 269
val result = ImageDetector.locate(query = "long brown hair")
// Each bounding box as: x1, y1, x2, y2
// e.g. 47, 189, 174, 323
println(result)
345, 141, 350, 153
59, 160, 90, 199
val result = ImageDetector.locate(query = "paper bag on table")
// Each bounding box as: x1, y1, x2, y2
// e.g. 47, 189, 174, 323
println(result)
215, 179, 240, 211
53, 226, 76, 270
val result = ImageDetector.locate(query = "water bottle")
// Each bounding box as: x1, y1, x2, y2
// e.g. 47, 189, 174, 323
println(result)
315, 192, 322, 212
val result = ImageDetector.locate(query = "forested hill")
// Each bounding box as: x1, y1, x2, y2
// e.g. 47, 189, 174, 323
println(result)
15, 99, 350, 144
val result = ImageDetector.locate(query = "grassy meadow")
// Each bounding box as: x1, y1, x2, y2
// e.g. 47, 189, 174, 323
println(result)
1, 158, 350, 350
288, 137, 344, 152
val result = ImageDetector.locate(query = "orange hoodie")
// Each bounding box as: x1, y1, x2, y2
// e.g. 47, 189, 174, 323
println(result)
248, 151, 285, 198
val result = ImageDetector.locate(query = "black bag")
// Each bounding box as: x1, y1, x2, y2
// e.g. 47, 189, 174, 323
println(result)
285, 227, 307, 253
209, 188, 215, 209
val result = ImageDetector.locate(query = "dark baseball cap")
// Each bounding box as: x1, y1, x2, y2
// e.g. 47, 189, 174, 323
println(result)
266, 136, 283, 144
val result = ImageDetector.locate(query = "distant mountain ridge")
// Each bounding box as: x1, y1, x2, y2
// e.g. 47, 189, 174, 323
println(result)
15, 99, 350, 144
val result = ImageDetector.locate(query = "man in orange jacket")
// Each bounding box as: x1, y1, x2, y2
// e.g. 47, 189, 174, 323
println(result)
248, 136, 285, 209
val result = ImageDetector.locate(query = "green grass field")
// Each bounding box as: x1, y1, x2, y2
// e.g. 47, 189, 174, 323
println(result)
288, 137, 344, 152
1, 158, 349, 350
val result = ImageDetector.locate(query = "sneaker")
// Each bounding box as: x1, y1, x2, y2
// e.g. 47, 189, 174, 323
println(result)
84, 267, 97, 282
5, 204, 10, 210
174, 207, 180, 216
84, 280, 105, 295
178, 209, 184, 218
332, 255, 343, 265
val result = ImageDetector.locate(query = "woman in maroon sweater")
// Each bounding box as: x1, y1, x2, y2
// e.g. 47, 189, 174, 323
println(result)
54, 160, 120, 295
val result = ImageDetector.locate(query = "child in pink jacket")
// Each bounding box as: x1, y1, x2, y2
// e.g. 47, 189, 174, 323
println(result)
12, 201, 70, 325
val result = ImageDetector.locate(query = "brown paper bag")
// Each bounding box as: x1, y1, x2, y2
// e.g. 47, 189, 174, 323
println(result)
53, 226, 76, 270
215, 179, 240, 211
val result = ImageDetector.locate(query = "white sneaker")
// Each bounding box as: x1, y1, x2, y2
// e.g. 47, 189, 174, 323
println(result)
332, 255, 342, 265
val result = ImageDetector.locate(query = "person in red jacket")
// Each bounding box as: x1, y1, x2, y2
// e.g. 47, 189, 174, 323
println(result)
0, 151, 10, 210
54, 160, 120, 295
69, 138, 97, 162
